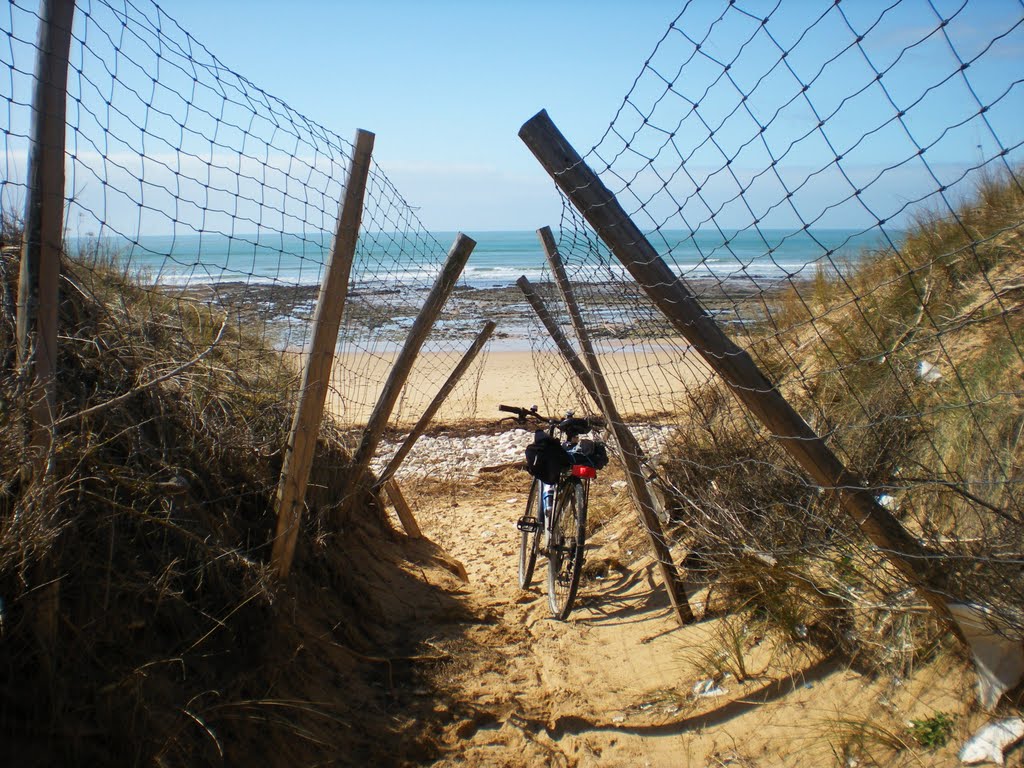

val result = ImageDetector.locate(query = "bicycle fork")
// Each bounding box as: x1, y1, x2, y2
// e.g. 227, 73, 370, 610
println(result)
541, 481, 555, 537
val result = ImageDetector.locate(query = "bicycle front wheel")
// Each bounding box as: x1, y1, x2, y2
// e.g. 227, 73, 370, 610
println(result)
547, 479, 587, 619
518, 478, 542, 589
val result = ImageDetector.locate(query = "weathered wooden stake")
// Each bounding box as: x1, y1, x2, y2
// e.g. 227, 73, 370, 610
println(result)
519, 108, 957, 629
538, 227, 694, 625
515, 276, 601, 410
377, 319, 497, 490
17, 0, 75, 471
384, 479, 423, 539
15, 0, 76, 655
271, 129, 375, 579
341, 234, 475, 511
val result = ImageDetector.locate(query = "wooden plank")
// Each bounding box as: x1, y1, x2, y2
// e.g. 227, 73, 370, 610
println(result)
385, 483, 470, 583
342, 233, 476, 508
538, 226, 694, 625
376, 319, 497, 488
519, 108, 957, 629
271, 129, 375, 579
518, 274, 657, 473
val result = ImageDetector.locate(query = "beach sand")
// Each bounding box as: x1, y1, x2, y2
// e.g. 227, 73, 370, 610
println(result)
321, 343, 712, 426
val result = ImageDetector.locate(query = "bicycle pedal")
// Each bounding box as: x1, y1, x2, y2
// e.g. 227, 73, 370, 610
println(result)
516, 516, 541, 533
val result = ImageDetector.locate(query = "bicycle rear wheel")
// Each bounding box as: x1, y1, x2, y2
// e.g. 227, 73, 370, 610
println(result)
547, 479, 587, 619
518, 478, 542, 589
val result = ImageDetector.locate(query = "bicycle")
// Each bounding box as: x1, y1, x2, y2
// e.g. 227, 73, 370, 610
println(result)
498, 404, 608, 619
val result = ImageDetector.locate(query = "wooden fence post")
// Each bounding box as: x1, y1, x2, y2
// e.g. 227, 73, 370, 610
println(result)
17, 0, 75, 474
15, 0, 76, 655
515, 275, 601, 410
376, 319, 496, 490
519, 108, 957, 628
271, 129, 375, 579
538, 227, 694, 625
383, 479, 423, 539
519, 273, 661, 457
340, 234, 475, 511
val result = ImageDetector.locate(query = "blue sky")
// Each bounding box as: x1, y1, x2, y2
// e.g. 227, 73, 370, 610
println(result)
164, 0, 682, 231
2, 0, 1021, 237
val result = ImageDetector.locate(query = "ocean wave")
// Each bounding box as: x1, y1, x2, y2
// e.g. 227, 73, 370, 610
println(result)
108, 228, 872, 289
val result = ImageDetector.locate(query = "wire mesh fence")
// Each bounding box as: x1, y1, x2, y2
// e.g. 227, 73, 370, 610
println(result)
1, 0, 489, 493
1, 2, 501, 757
526, 0, 1024, 655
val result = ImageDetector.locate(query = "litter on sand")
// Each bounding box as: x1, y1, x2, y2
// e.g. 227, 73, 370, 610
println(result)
959, 718, 1024, 765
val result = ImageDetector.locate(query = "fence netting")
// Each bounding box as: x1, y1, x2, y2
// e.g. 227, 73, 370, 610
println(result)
1, 0, 487, 505
532, 0, 1024, 657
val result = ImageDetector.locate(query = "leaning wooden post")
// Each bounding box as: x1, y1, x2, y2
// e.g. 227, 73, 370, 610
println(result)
538, 227, 694, 625
17, 0, 75, 475
341, 234, 476, 511
516, 275, 601, 410
376, 319, 496, 490
383, 479, 423, 539
15, 0, 75, 656
271, 129, 375, 579
519, 109, 957, 629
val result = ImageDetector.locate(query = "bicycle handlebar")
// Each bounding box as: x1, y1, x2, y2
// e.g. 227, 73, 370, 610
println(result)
497, 404, 606, 434
497, 403, 551, 423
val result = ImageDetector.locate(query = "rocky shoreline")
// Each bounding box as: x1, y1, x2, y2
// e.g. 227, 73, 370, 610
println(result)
370, 423, 676, 481
175, 275, 787, 350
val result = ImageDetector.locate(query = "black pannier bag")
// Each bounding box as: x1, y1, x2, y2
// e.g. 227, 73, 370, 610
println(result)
524, 430, 571, 484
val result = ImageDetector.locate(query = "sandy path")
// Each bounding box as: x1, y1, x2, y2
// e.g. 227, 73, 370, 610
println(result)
328, 338, 974, 765
396, 451, 970, 767
411, 470, 701, 766
407, 467, 793, 766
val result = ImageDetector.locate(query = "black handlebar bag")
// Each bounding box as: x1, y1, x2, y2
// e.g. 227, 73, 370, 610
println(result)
524, 430, 571, 484
571, 439, 609, 470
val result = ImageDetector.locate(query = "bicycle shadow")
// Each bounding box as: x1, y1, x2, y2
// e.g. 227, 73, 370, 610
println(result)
573, 558, 677, 626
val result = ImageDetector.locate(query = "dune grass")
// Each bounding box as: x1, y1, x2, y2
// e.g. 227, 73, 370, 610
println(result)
660, 169, 1024, 674
0, 234, 433, 764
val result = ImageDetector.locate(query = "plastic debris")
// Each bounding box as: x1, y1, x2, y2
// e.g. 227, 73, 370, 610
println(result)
948, 603, 1024, 710
917, 360, 942, 382
693, 679, 727, 697
959, 718, 1024, 765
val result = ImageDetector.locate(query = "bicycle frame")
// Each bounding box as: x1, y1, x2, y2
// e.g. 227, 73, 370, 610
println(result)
501, 403, 604, 618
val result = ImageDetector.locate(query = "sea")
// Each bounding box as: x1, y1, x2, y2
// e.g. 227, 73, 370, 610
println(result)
74, 228, 890, 291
